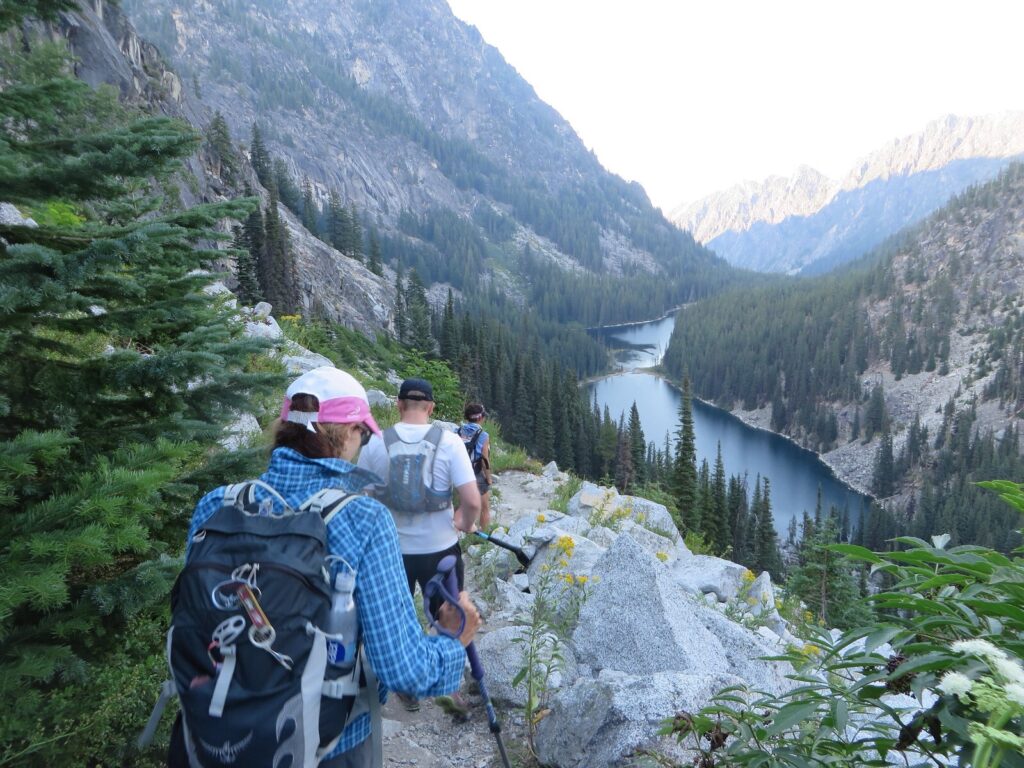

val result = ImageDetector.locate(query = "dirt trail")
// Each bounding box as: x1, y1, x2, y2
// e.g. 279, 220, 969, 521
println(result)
380, 471, 561, 767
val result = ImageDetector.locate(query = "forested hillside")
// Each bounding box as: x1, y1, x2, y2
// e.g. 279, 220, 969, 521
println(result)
121, 0, 739, 329
665, 163, 1024, 549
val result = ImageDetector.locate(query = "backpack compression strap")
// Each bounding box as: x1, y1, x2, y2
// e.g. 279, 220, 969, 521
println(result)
223, 480, 296, 515
299, 489, 358, 525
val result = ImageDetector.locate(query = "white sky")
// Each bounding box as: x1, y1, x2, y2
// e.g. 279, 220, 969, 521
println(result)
446, 0, 1024, 211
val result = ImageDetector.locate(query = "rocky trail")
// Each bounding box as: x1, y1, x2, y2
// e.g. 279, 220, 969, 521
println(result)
378, 470, 558, 768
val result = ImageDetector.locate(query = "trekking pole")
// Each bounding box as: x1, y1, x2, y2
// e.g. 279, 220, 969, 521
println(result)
424, 555, 513, 768
474, 530, 531, 568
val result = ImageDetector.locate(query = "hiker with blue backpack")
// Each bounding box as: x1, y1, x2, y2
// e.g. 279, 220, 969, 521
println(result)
356, 377, 482, 711
143, 367, 480, 768
457, 403, 492, 530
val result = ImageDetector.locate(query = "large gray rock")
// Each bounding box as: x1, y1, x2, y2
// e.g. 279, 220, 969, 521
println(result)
245, 315, 284, 340
365, 388, 392, 408
670, 554, 749, 601
572, 537, 725, 676
219, 412, 262, 451
566, 483, 679, 543
616, 519, 677, 563
280, 343, 334, 374
489, 578, 535, 623
0, 202, 38, 228
567, 481, 619, 519
477, 625, 578, 707
572, 536, 793, 689
535, 669, 742, 768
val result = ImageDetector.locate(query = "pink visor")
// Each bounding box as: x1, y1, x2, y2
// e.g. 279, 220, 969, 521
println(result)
280, 395, 382, 437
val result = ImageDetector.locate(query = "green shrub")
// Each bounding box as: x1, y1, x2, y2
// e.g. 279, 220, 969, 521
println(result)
661, 480, 1024, 768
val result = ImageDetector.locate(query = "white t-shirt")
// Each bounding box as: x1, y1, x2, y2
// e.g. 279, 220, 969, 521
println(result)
357, 422, 476, 555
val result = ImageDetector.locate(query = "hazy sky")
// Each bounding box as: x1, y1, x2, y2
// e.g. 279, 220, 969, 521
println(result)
446, 0, 1024, 211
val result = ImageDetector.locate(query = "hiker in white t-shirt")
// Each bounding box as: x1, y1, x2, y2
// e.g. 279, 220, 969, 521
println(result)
357, 378, 481, 711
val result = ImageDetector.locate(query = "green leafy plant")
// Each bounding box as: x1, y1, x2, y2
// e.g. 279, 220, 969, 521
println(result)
658, 480, 1024, 768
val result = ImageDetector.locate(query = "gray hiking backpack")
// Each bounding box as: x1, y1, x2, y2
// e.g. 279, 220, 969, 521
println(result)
378, 425, 452, 514
139, 481, 381, 767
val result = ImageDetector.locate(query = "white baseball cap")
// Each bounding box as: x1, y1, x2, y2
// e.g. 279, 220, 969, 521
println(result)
279, 366, 382, 436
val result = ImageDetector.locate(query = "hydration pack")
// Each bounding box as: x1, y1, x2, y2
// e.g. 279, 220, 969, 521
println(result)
379, 425, 452, 515
458, 425, 487, 475
139, 481, 379, 768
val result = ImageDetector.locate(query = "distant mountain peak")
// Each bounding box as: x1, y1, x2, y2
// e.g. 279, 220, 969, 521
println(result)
671, 111, 1024, 273
671, 164, 836, 244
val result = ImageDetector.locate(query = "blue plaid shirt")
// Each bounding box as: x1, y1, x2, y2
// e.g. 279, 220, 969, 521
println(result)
186, 447, 466, 757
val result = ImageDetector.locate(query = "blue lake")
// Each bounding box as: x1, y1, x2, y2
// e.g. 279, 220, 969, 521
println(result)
589, 313, 871, 535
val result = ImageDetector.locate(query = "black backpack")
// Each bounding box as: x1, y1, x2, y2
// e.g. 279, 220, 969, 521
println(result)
459, 426, 487, 475
139, 481, 380, 767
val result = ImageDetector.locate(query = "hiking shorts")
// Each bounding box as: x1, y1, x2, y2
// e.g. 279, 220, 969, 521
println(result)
402, 542, 465, 619
475, 470, 491, 495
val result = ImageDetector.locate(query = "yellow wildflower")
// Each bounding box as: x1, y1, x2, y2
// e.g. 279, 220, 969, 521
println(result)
575, 575, 589, 585
741, 569, 755, 584
800, 644, 822, 657
536, 513, 547, 523
556, 535, 576, 558
655, 551, 669, 562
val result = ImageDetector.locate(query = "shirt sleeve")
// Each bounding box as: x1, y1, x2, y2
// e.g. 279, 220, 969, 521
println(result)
354, 503, 466, 698
446, 432, 477, 487
185, 487, 226, 561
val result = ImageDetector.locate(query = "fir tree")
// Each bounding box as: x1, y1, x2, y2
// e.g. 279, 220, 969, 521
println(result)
405, 268, 433, 352
0, 37, 277, 758
250, 121, 272, 187
872, 423, 896, 497
205, 111, 239, 185
788, 513, 871, 629
347, 203, 364, 261
262, 189, 301, 314
231, 223, 261, 305
708, 443, 730, 552
393, 266, 408, 343
671, 377, 699, 531
301, 175, 319, 235
615, 414, 636, 493
628, 402, 646, 486
368, 230, 384, 275
752, 478, 783, 579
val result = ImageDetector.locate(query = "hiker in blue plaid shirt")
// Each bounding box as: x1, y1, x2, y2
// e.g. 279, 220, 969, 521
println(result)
182, 367, 480, 768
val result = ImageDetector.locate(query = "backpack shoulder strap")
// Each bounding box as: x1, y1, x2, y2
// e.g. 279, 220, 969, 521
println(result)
424, 424, 445, 480
467, 428, 483, 453
299, 489, 358, 525
383, 426, 400, 451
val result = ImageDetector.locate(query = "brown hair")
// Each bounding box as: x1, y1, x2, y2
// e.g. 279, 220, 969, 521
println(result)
273, 393, 349, 459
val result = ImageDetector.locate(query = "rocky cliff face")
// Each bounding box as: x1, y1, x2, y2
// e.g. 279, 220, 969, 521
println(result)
119, 0, 716, 287
672, 113, 1024, 275
29, 0, 394, 335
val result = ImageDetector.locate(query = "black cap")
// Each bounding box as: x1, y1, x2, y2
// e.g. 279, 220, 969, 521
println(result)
398, 378, 434, 402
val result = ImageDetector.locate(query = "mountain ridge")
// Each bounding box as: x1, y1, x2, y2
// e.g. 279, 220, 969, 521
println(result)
672, 112, 1024, 274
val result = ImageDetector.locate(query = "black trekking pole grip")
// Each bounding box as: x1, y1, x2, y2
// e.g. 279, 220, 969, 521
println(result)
429, 555, 512, 768
474, 530, 531, 568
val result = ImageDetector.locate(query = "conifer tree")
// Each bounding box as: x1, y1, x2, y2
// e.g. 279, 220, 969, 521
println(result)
708, 443, 730, 552
671, 377, 699, 531
348, 203, 364, 261
393, 266, 408, 343
205, 111, 239, 185
788, 513, 871, 629
0, 36, 276, 758
628, 402, 646, 486
250, 121, 272, 187
368, 230, 384, 275
534, 383, 556, 462
614, 414, 636, 493
231, 223, 261, 305
756, 479, 784, 579
405, 268, 433, 352
262, 189, 301, 314
301, 175, 318, 234
872, 423, 896, 497
728, 475, 750, 563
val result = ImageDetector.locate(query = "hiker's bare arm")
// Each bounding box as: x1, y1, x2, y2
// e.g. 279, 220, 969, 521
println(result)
454, 480, 481, 532
482, 439, 492, 483
438, 591, 481, 647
